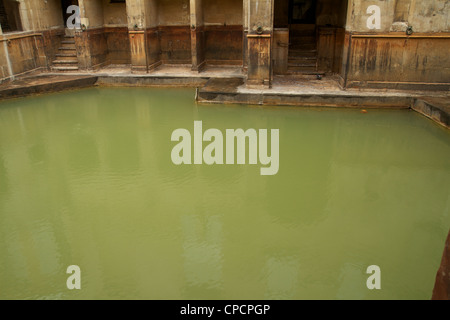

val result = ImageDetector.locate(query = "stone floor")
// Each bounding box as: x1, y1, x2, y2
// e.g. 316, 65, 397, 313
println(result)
47, 64, 245, 79
0, 65, 448, 128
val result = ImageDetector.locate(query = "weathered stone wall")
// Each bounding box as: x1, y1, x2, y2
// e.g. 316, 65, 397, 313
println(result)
190, 0, 205, 70
347, 0, 449, 33
0, 0, 64, 81
203, 0, 243, 25
246, 0, 273, 86
76, 0, 130, 69
203, 0, 243, 65
345, 36, 449, 86
205, 25, 243, 65
159, 26, 192, 64
0, 0, 448, 89
102, 1, 130, 65
158, 0, 190, 26
0, 34, 45, 78
340, 0, 450, 89
77, 1, 106, 69
432, 230, 450, 300
105, 27, 130, 65
157, 0, 191, 64
102, 0, 128, 27
18, 0, 64, 31
81, 0, 104, 28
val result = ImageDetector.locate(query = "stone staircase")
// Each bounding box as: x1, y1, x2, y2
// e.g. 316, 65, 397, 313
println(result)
288, 25, 323, 76
52, 33, 79, 72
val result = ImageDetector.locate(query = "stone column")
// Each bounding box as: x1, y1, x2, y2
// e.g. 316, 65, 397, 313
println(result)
243, 0, 249, 72
190, 0, 205, 72
126, 0, 148, 72
246, 0, 273, 88
432, 230, 450, 300
75, 0, 93, 70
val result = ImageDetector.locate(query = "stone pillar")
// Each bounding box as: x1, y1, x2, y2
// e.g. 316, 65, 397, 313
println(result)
432, 230, 450, 300
75, 0, 93, 70
17, 0, 31, 31
190, 0, 205, 72
243, 0, 249, 72
246, 0, 273, 88
126, 0, 148, 72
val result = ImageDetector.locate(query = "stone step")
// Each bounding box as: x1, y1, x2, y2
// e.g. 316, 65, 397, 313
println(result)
288, 62, 317, 68
290, 30, 316, 37
289, 49, 317, 57
290, 41, 316, 47
54, 56, 78, 62
61, 40, 75, 45
51, 66, 79, 71
288, 62, 317, 67
289, 56, 317, 61
56, 53, 77, 58
290, 44, 317, 50
290, 48, 317, 53
288, 65, 317, 72
53, 59, 78, 65
287, 69, 325, 76
290, 36, 316, 43
60, 44, 76, 49
59, 47, 76, 51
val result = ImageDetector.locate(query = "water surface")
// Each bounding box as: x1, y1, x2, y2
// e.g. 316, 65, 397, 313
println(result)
0, 87, 449, 299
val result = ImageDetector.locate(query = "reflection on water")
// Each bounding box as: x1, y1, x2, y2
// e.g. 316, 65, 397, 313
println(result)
0, 87, 449, 299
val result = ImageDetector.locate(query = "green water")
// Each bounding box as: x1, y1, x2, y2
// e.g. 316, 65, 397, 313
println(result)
0, 87, 449, 300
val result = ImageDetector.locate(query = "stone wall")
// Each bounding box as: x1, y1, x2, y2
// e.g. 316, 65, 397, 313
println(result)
340, 0, 450, 90
347, 0, 449, 33
0, 0, 65, 81
0, 0, 448, 89
203, 0, 243, 65
432, 230, 450, 300
77, 0, 131, 69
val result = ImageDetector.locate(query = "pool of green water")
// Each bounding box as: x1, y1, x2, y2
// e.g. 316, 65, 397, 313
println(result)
0, 87, 449, 300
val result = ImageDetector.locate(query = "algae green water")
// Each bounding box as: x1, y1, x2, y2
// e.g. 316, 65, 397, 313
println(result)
0, 87, 449, 300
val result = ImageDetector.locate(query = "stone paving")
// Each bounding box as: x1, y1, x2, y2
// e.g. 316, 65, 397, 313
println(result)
0, 65, 448, 128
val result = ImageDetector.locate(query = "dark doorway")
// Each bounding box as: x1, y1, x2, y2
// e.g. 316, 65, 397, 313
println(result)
274, 0, 349, 76
287, 0, 318, 75
61, 0, 79, 28
0, 0, 23, 32
289, 0, 316, 24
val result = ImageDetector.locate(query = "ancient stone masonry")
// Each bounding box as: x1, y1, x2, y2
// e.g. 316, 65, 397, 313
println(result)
0, 0, 448, 91
432, 230, 450, 300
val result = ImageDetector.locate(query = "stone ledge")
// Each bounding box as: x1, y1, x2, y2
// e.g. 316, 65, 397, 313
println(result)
0, 75, 98, 100
197, 78, 413, 109
412, 98, 450, 129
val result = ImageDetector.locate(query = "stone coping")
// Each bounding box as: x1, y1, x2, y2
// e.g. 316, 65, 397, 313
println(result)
0, 72, 448, 129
